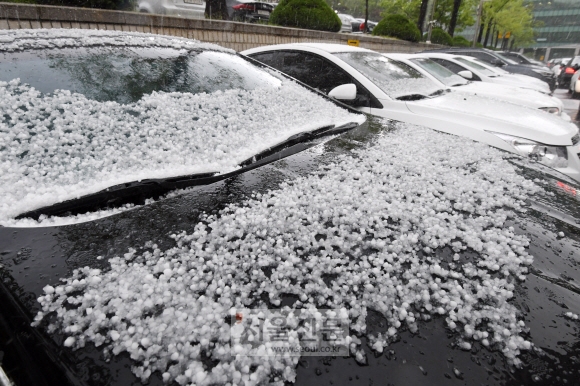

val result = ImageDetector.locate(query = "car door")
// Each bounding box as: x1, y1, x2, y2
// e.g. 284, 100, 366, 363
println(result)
249, 50, 380, 113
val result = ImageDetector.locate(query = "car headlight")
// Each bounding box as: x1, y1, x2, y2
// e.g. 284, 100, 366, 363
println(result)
488, 132, 568, 168
539, 106, 560, 115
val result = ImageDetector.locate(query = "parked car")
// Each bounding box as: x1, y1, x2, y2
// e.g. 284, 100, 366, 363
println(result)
421, 47, 557, 91
3, 30, 580, 386
558, 56, 580, 89
500, 51, 545, 67
386, 53, 567, 118
351, 18, 377, 33
552, 57, 572, 78
243, 43, 580, 182
337, 13, 355, 33
137, 0, 205, 19
228, 0, 274, 22
416, 52, 551, 94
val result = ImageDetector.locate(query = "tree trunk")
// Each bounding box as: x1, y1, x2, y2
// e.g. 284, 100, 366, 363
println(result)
418, 0, 430, 34
205, 0, 229, 20
483, 18, 493, 47
477, 22, 484, 44
447, 0, 462, 37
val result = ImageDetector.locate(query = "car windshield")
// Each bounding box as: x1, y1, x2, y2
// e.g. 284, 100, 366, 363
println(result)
0, 33, 364, 224
335, 52, 443, 99
454, 57, 499, 77
410, 57, 468, 87
570, 56, 580, 66
0, 47, 280, 104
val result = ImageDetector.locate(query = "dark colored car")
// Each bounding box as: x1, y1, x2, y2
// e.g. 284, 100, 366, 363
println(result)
500, 51, 545, 67
227, 0, 274, 22
421, 47, 557, 91
557, 56, 580, 89
3, 30, 580, 386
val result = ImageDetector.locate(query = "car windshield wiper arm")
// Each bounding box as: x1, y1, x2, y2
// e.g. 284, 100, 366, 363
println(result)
429, 89, 446, 96
396, 94, 428, 101
15, 122, 361, 220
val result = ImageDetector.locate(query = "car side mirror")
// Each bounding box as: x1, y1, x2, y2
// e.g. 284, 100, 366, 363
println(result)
328, 83, 357, 101
457, 70, 473, 80
490, 59, 505, 66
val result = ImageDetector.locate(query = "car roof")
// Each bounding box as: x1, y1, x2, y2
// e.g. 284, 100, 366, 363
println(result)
245, 42, 376, 54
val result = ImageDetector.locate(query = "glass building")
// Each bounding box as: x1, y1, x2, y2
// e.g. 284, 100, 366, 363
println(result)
523, 0, 580, 60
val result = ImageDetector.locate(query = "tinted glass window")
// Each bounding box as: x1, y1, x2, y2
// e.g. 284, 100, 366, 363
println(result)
335, 52, 442, 98
0, 47, 280, 104
430, 58, 482, 81
411, 58, 468, 86
454, 57, 497, 77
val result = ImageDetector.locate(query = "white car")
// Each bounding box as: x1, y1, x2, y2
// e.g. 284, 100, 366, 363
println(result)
337, 13, 355, 33
416, 53, 552, 95
242, 43, 580, 182
385, 53, 567, 118
138, 0, 205, 19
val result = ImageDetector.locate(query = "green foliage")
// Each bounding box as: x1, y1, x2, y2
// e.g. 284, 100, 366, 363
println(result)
452, 35, 471, 46
36, 0, 134, 10
432, 0, 477, 32
270, 0, 341, 32
377, 0, 421, 20
372, 14, 421, 42
482, 0, 535, 47
430, 27, 453, 45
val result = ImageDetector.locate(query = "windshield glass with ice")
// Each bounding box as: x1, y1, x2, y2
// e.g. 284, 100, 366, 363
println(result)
454, 57, 498, 77
0, 39, 364, 224
410, 58, 468, 87
335, 52, 443, 99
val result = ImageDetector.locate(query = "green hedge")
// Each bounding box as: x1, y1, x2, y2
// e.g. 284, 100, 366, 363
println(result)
269, 0, 341, 32
452, 35, 471, 47
372, 14, 421, 43
430, 27, 453, 46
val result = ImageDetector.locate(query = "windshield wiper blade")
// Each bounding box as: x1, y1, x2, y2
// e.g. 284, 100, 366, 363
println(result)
15, 122, 361, 220
429, 89, 446, 96
396, 94, 428, 101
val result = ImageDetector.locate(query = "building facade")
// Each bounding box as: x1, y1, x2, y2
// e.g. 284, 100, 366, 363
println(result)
523, 0, 580, 60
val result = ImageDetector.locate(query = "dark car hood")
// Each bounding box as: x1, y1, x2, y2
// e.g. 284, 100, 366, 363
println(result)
2, 118, 580, 386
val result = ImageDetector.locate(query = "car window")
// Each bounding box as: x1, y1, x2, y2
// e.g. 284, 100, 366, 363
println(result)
493, 52, 518, 65
410, 58, 468, 86
0, 47, 280, 104
453, 57, 497, 77
571, 56, 580, 66
430, 58, 482, 81
335, 52, 443, 99
251, 50, 382, 108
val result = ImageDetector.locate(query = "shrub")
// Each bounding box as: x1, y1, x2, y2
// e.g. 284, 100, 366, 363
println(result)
430, 27, 453, 46
269, 0, 341, 33
372, 14, 421, 43
452, 35, 471, 47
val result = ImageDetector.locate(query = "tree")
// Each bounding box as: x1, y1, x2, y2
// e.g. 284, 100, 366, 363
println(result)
481, 0, 535, 48
417, 0, 429, 33
447, 0, 461, 36
270, 0, 341, 32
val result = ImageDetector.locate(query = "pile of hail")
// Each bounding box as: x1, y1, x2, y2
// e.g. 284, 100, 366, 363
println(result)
34, 123, 539, 385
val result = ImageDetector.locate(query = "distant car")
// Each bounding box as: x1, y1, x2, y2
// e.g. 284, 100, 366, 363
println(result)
416, 52, 552, 94
500, 51, 545, 67
558, 56, 580, 89
387, 53, 567, 117
228, 0, 274, 22
421, 47, 557, 91
138, 0, 205, 18
351, 18, 377, 33
551, 57, 571, 78
243, 42, 580, 182
337, 13, 355, 33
